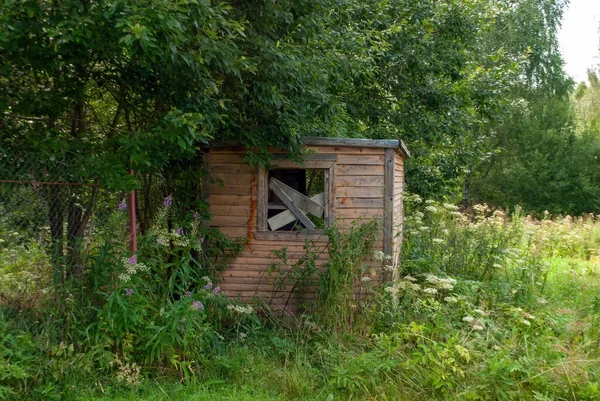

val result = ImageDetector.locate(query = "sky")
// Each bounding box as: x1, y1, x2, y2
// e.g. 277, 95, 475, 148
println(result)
558, 0, 600, 83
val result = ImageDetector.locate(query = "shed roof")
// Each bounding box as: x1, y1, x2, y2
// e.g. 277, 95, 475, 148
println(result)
205, 136, 410, 158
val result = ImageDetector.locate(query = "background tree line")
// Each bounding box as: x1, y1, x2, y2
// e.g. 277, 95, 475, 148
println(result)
1, 0, 598, 219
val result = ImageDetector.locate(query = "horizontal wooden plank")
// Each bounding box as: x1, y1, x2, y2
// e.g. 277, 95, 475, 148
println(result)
336, 164, 384, 176
210, 184, 252, 195
306, 146, 386, 155
337, 209, 384, 219
210, 216, 249, 226
336, 186, 385, 198
222, 290, 318, 299
211, 164, 255, 174
210, 205, 251, 217
336, 197, 384, 209
214, 227, 248, 238
336, 154, 384, 165
210, 153, 246, 163
209, 194, 253, 206
303, 138, 399, 149
210, 174, 254, 185
337, 175, 385, 187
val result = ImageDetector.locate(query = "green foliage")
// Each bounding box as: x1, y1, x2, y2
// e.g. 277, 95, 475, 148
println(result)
317, 219, 381, 330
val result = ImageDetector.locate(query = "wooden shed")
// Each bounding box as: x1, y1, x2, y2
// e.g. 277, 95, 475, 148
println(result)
202, 137, 410, 313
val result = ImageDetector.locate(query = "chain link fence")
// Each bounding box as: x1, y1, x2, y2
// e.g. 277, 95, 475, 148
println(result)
0, 150, 122, 295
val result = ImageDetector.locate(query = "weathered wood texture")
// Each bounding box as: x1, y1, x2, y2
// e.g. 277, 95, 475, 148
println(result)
391, 151, 405, 280
207, 144, 405, 314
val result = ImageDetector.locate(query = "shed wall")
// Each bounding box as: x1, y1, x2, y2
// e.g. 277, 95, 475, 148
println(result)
207, 145, 399, 314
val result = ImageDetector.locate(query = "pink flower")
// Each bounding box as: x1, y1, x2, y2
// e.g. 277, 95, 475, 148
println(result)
213, 286, 221, 295
124, 288, 133, 297
204, 282, 213, 291
192, 300, 204, 311
128, 255, 137, 264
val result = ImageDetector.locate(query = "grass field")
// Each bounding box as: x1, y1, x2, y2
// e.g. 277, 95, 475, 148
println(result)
2, 200, 600, 400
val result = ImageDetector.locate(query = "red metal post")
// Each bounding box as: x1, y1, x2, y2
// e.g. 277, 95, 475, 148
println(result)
128, 169, 137, 252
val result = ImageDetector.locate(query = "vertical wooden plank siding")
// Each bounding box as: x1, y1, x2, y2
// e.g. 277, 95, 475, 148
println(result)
207, 145, 394, 313
392, 151, 405, 277
383, 148, 395, 282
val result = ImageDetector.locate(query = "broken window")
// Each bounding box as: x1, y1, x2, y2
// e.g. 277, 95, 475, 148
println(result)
266, 168, 327, 231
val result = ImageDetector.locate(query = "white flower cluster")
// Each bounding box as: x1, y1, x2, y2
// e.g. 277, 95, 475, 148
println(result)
443, 203, 458, 211
118, 257, 149, 282
425, 274, 457, 291
425, 205, 438, 213
462, 314, 485, 331
373, 250, 393, 262
227, 304, 254, 314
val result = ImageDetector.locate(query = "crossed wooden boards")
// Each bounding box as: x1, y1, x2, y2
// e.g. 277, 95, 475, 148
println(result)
268, 178, 324, 231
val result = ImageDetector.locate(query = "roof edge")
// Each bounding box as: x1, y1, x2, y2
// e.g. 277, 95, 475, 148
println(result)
203, 136, 410, 158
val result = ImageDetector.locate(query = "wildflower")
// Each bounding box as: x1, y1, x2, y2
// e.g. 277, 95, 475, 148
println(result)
473, 309, 486, 316
213, 286, 221, 295
521, 319, 531, 326
163, 196, 173, 207
128, 255, 137, 265
227, 304, 235, 311
184, 291, 192, 298
200, 236, 205, 244
444, 296, 458, 304
423, 287, 438, 295
419, 226, 430, 231
361, 276, 372, 282
383, 264, 395, 272
412, 195, 423, 203
443, 203, 458, 211
415, 212, 425, 218
384, 286, 399, 296
537, 298, 548, 305
194, 212, 201, 221
442, 229, 450, 236
472, 324, 484, 331
239, 332, 247, 340
432, 238, 444, 244
192, 300, 204, 311
118, 200, 127, 210
410, 283, 421, 291
523, 312, 535, 320
201, 276, 211, 282
425, 200, 436, 204
124, 288, 133, 297
425, 206, 437, 213
450, 211, 462, 217
462, 316, 475, 323
426, 274, 440, 284
176, 227, 184, 236
404, 275, 417, 282
373, 250, 386, 261
204, 282, 213, 291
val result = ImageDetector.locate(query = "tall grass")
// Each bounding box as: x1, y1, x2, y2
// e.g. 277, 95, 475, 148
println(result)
2, 195, 600, 400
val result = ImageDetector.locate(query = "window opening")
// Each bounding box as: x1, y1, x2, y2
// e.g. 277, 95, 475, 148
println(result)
267, 168, 326, 231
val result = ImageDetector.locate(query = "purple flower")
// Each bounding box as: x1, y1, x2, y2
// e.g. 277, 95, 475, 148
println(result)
118, 200, 127, 211
128, 255, 137, 265
163, 196, 173, 207
124, 288, 133, 297
204, 282, 213, 291
192, 300, 204, 311
176, 227, 184, 236
184, 291, 192, 298
194, 212, 201, 221
200, 236, 204, 244
213, 286, 221, 295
